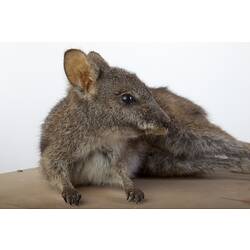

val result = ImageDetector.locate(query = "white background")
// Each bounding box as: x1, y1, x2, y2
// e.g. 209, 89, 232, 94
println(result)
0, 43, 250, 173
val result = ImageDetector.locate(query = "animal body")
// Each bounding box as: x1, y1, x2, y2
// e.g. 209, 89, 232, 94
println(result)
40, 49, 250, 205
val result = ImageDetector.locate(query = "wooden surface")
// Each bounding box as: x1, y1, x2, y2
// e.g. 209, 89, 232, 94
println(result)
0, 167, 250, 208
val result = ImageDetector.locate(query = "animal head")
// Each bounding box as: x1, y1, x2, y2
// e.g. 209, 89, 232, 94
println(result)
64, 49, 170, 137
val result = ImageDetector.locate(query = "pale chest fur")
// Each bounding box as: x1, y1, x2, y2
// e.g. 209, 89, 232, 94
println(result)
71, 137, 143, 186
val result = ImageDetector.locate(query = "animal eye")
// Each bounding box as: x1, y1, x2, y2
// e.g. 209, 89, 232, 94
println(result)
121, 94, 136, 105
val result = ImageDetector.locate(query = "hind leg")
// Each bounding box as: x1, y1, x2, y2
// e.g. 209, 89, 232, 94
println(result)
144, 131, 250, 176
139, 150, 248, 177
150, 86, 250, 161
147, 87, 250, 176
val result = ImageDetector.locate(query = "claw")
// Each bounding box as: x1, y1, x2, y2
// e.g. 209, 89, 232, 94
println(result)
125, 188, 145, 203
62, 188, 82, 206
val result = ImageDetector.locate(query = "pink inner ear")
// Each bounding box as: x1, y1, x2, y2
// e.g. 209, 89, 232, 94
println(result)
64, 50, 96, 90
79, 71, 94, 91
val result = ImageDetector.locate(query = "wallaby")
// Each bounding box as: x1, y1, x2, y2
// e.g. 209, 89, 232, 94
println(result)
40, 49, 250, 205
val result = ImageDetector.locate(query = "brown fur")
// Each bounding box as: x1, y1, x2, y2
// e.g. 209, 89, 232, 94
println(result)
40, 49, 250, 205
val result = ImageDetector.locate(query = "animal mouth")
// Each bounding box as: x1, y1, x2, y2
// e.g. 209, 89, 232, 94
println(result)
144, 127, 168, 136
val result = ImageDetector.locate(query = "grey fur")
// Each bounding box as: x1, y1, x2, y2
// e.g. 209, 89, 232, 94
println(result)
40, 49, 250, 205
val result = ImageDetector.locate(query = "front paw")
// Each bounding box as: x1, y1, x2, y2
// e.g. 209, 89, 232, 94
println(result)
62, 188, 82, 205
126, 188, 145, 203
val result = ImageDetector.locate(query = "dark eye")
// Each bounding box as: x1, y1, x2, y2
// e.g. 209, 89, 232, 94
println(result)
121, 93, 136, 105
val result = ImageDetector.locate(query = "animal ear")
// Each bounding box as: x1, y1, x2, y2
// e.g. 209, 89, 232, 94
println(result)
64, 49, 96, 91
87, 51, 110, 78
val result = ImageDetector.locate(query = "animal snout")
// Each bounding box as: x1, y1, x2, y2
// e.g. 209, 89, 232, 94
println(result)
146, 111, 170, 136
